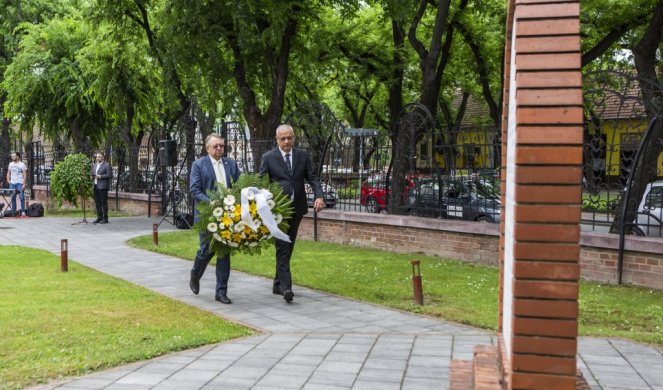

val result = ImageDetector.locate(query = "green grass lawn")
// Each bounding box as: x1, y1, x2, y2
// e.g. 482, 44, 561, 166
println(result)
0, 246, 253, 390
129, 230, 663, 347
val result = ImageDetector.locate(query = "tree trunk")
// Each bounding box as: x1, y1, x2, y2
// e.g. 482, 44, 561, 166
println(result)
610, 0, 663, 233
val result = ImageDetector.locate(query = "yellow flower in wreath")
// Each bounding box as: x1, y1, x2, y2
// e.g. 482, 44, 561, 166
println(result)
222, 213, 233, 227
233, 204, 242, 222
249, 202, 257, 216
221, 230, 232, 239
232, 232, 243, 242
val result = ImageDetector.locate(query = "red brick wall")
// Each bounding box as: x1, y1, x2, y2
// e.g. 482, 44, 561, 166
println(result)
299, 210, 663, 291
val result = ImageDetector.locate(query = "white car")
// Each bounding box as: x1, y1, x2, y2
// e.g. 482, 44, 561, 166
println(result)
634, 180, 663, 236
305, 181, 337, 208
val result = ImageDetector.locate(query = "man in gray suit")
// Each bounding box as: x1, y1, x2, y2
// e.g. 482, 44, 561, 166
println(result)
189, 133, 241, 304
91, 152, 112, 224
260, 124, 325, 303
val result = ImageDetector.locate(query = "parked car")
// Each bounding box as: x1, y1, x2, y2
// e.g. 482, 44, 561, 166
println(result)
633, 180, 663, 236
406, 177, 500, 223
360, 173, 419, 213
305, 181, 337, 209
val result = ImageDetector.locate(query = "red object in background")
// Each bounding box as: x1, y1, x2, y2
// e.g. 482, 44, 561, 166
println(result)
360, 173, 418, 213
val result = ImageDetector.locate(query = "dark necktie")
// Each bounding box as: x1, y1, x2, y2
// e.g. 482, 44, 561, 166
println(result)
285, 153, 292, 172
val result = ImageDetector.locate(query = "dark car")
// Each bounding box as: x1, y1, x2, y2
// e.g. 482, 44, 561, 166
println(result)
406, 177, 500, 223
305, 181, 337, 209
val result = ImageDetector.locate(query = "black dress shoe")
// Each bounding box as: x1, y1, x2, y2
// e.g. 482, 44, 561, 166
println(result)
272, 285, 283, 295
189, 275, 199, 295
92, 217, 102, 224
283, 289, 294, 303
99, 219, 108, 224
215, 294, 232, 304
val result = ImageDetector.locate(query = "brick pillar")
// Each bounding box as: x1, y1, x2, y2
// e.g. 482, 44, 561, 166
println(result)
500, 0, 583, 388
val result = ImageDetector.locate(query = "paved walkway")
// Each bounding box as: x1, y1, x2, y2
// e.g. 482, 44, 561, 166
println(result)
1, 216, 661, 389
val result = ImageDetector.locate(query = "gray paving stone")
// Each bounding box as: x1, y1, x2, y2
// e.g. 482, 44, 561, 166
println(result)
255, 373, 310, 388
167, 368, 219, 382
356, 367, 405, 382
307, 371, 357, 387
316, 360, 364, 374
363, 358, 408, 370
352, 380, 401, 390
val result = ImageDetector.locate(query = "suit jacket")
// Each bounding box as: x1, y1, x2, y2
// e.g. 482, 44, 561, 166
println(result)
259, 147, 324, 217
190, 155, 241, 221
91, 161, 112, 190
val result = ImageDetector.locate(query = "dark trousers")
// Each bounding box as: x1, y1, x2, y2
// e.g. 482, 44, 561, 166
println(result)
274, 213, 303, 291
93, 185, 108, 220
192, 233, 230, 295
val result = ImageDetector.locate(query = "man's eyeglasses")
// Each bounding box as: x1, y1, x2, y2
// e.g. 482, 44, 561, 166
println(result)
211, 144, 225, 149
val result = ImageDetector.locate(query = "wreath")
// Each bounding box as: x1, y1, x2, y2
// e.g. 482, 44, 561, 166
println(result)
195, 173, 294, 257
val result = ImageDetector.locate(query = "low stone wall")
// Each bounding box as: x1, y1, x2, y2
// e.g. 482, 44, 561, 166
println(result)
299, 209, 663, 290
31, 185, 162, 216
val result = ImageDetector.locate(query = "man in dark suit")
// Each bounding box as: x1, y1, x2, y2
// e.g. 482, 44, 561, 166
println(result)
189, 133, 241, 304
91, 152, 112, 224
260, 124, 325, 303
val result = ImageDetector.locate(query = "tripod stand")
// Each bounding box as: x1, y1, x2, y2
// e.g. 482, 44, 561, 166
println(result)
71, 195, 89, 225
157, 157, 192, 230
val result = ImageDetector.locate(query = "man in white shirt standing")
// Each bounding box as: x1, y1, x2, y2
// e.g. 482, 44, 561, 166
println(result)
6, 152, 27, 217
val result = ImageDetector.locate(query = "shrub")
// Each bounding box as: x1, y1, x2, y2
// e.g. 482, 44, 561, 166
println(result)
50, 153, 93, 207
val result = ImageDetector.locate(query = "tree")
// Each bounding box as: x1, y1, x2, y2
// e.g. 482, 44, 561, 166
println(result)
608, 0, 663, 233
77, 24, 162, 190
579, 0, 663, 233
0, 0, 77, 176
2, 14, 107, 152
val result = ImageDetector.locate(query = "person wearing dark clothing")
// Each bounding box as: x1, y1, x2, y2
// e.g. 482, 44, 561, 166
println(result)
259, 124, 325, 303
189, 134, 241, 304
91, 152, 112, 224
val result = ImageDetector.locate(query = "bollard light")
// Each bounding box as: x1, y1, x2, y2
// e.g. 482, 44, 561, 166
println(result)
60, 239, 68, 272
153, 223, 159, 245
411, 260, 423, 305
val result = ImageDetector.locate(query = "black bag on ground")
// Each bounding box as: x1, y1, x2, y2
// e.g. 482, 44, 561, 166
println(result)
174, 213, 193, 229
3, 209, 16, 217
27, 203, 44, 217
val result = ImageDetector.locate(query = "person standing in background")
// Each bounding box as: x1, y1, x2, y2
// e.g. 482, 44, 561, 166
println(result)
6, 152, 27, 217
91, 151, 112, 224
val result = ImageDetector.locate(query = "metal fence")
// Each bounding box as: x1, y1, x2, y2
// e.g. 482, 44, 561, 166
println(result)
4, 72, 662, 242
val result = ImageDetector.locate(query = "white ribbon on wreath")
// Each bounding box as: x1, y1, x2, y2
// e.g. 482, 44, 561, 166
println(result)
240, 187, 291, 242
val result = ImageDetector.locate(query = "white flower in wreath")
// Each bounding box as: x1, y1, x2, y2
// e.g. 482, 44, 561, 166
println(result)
213, 207, 224, 218
267, 199, 275, 209
212, 233, 222, 242
207, 222, 218, 232
248, 242, 258, 247
273, 213, 283, 224
234, 221, 246, 233
246, 191, 255, 201
224, 194, 236, 206
228, 242, 239, 247
252, 219, 262, 228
